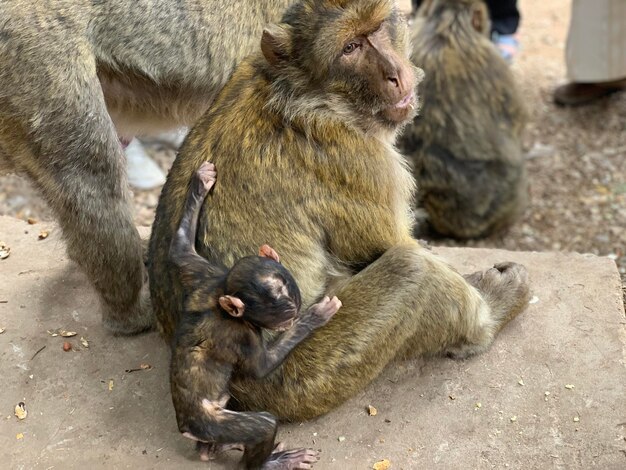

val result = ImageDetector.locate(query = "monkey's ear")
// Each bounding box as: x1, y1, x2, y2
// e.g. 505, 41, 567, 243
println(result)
259, 244, 280, 263
261, 25, 292, 66
219, 295, 245, 318
471, 3, 490, 35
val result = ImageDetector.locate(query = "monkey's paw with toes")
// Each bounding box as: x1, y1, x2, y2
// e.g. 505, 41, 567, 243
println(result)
301, 296, 342, 331
195, 161, 217, 194
447, 262, 530, 359
262, 445, 319, 470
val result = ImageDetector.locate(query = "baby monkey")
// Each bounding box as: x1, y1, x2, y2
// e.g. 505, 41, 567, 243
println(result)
168, 162, 342, 469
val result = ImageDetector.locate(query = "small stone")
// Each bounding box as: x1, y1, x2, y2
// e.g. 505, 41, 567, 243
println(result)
529, 296, 539, 304
510, 416, 517, 422
0, 327, 5, 334
475, 402, 482, 410
38, 230, 50, 240
518, 379, 525, 386
108, 380, 114, 391
526, 142, 555, 159
564, 384, 575, 390
16, 433, 24, 440
338, 436, 346, 442
80, 337, 89, 348
62, 342, 72, 352
27, 218, 37, 225
573, 416, 580, 422
367, 405, 378, 416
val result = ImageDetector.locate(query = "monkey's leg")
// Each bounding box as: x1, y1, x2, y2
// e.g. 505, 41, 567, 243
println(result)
230, 241, 529, 421
0, 43, 151, 334
186, 400, 317, 469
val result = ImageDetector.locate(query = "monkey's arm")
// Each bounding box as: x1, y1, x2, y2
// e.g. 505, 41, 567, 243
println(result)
169, 163, 218, 284
243, 296, 341, 379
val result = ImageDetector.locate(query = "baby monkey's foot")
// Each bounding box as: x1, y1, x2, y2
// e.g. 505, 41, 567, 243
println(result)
194, 161, 217, 195
196, 441, 244, 461
262, 447, 319, 469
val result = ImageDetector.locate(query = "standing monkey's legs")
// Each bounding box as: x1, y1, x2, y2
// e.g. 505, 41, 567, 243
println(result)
231, 241, 529, 421
0, 39, 152, 334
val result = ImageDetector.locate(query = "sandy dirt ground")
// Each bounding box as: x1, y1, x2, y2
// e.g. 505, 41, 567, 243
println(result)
1, 0, 625, 283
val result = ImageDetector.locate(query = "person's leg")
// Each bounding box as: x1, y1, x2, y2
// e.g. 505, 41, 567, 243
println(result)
554, 0, 626, 106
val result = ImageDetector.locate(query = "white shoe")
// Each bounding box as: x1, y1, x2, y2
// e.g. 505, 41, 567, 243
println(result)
125, 138, 166, 190
142, 128, 188, 149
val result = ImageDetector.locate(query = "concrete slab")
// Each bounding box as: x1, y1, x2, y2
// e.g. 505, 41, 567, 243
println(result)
0, 215, 624, 469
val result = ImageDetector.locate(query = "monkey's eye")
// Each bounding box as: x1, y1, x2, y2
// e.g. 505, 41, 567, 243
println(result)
343, 41, 361, 55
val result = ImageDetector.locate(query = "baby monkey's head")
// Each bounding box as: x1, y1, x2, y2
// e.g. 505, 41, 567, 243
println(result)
219, 245, 302, 330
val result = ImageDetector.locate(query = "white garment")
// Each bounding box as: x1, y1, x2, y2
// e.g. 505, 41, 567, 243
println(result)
566, 0, 626, 82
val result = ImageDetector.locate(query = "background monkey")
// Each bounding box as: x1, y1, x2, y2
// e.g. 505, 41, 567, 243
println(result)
150, 0, 531, 423
399, 0, 528, 239
0, 0, 295, 334
169, 162, 341, 467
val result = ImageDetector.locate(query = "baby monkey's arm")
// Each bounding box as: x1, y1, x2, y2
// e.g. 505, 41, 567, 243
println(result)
244, 296, 342, 378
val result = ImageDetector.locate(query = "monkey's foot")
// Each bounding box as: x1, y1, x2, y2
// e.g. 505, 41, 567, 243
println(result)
447, 262, 530, 359
261, 448, 319, 470
465, 262, 530, 325
196, 441, 244, 461
101, 282, 155, 335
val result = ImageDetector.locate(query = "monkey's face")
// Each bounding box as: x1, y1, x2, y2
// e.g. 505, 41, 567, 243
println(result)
226, 258, 302, 331
308, 0, 423, 127
262, 1, 424, 130
328, 19, 419, 126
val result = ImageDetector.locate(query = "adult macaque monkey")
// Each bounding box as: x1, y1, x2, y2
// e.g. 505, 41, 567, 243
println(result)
0, 0, 294, 333
150, 0, 531, 422
400, 0, 528, 239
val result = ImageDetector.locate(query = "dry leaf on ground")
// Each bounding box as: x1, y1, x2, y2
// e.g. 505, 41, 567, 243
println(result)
373, 459, 391, 470
0, 242, 10, 260
14, 402, 27, 420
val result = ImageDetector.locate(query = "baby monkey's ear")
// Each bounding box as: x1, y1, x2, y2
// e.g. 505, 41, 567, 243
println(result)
259, 244, 280, 263
219, 295, 245, 317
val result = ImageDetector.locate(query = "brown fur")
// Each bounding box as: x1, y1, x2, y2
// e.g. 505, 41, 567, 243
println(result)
149, 0, 531, 422
0, 0, 294, 333
399, 0, 529, 239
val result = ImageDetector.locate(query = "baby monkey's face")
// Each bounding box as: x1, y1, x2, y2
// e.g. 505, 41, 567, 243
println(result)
226, 256, 302, 331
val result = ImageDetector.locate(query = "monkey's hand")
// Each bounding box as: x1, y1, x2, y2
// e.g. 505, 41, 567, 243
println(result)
300, 296, 341, 331
194, 161, 217, 195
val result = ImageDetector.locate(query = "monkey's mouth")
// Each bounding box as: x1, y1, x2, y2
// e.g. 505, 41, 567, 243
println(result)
382, 91, 416, 123
394, 91, 414, 109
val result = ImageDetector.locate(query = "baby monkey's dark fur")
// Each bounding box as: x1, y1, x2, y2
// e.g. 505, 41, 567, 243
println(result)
169, 162, 341, 469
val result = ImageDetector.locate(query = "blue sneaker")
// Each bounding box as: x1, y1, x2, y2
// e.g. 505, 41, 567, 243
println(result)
492, 33, 519, 64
